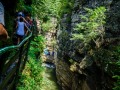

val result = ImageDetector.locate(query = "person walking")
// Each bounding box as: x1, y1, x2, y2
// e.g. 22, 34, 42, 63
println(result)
16, 17, 28, 44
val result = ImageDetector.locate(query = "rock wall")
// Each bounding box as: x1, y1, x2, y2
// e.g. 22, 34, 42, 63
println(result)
55, 0, 120, 90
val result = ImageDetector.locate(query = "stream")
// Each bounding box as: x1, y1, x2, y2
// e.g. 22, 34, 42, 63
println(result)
41, 63, 61, 90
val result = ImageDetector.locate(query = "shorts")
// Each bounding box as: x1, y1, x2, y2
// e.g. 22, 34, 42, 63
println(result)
16, 34, 24, 38
16, 34, 24, 41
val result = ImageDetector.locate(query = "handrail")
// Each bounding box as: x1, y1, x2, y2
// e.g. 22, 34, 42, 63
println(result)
0, 28, 32, 54
0, 23, 36, 90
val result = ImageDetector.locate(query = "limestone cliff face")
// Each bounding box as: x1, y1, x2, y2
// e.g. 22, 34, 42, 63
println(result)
55, 0, 120, 90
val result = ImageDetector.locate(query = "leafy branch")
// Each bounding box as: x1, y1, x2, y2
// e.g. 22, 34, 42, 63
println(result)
72, 7, 106, 47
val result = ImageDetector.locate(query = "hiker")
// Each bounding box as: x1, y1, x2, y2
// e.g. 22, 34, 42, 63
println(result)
25, 16, 32, 28
15, 12, 30, 27
15, 17, 28, 44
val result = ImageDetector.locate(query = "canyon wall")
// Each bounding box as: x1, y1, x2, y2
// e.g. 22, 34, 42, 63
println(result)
55, 0, 120, 90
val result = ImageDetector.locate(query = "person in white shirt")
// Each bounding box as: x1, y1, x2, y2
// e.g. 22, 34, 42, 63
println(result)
16, 17, 28, 44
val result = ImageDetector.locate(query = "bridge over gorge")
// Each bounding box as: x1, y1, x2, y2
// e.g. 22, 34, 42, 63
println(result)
0, 21, 38, 90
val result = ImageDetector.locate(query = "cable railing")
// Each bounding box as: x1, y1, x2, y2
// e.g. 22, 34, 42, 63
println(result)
0, 24, 35, 90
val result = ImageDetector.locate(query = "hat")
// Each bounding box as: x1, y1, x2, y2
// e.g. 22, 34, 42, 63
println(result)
18, 12, 22, 16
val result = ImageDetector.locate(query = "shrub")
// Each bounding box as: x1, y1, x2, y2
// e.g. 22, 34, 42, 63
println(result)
16, 35, 45, 90
72, 7, 106, 46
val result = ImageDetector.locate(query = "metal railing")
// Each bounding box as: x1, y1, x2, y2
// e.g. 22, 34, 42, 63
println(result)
0, 24, 35, 90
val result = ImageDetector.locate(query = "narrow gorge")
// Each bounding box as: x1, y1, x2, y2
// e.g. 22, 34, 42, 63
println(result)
0, 0, 120, 90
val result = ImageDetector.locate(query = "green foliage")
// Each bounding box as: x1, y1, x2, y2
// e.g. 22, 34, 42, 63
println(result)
112, 61, 120, 90
43, 0, 74, 18
17, 35, 45, 90
29, 35, 45, 58
41, 21, 53, 33
16, 0, 32, 14
31, 0, 45, 18
31, 0, 74, 19
16, 58, 44, 90
112, 46, 120, 90
72, 7, 106, 45
94, 45, 120, 90
16, 0, 25, 11
59, 0, 74, 17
